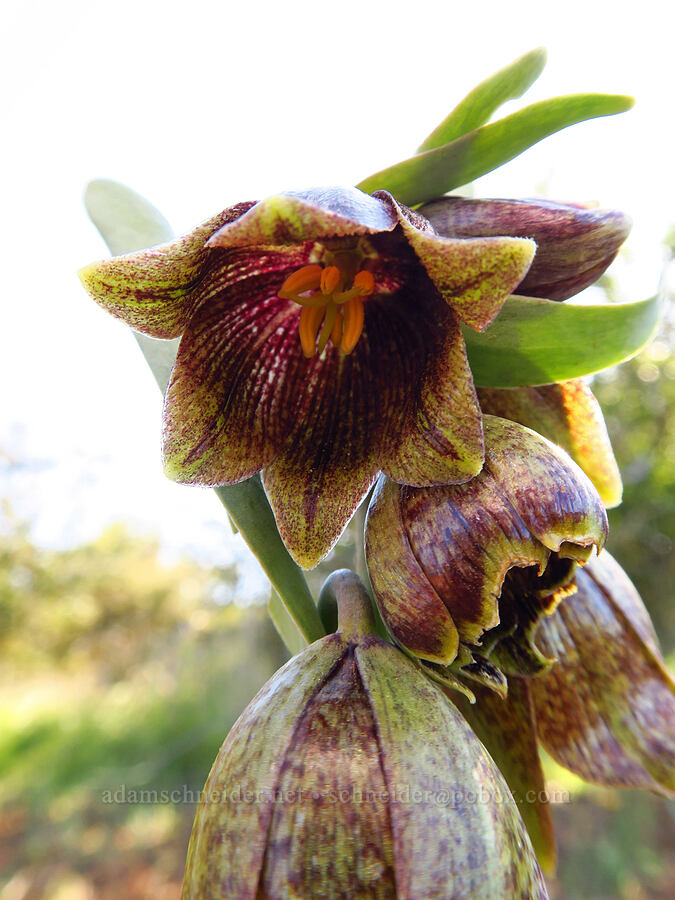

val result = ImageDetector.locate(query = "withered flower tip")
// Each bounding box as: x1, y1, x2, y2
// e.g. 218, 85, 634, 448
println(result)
79, 187, 535, 568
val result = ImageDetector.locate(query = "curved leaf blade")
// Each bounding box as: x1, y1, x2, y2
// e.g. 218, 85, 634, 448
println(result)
418, 47, 547, 152
358, 93, 634, 206
83, 179, 324, 646
465, 294, 663, 387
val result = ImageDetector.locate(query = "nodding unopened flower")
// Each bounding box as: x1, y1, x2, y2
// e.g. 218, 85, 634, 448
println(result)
79, 187, 535, 569
419, 196, 630, 301
182, 571, 549, 900
365, 416, 608, 680
453, 551, 675, 871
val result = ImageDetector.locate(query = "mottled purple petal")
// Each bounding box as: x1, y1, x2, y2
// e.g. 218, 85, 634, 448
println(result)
163, 246, 311, 484
385, 193, 536, 331
365, 476, 460, 665
207, 187, 398, 248
420, 196, 630, 301
396, 417, 608, 645
531, 551, 675, 795
79, 203, 254, 338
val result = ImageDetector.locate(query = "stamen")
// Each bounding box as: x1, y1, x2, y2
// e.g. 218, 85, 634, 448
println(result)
282, 259, 374, 356
353, 270, 375, 295
341, 298, 365, 355
298, 305, 325, 358
279, 264, 322, 299
317, 302, 337, 354
320, 266, 341, 295
331, 308, 344, 347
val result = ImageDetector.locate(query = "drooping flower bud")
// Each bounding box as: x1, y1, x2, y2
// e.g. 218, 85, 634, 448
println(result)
182, 571, 548, 899
365, 416, 608, 686
419, 196, 630, 300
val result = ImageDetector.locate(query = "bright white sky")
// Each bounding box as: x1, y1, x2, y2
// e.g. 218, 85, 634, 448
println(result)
1, 0, 673, 588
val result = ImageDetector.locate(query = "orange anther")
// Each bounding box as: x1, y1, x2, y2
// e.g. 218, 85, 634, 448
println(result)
330, 308, 344, 347
320, 265, 341, 295
298, 305, 325, 358
341, 297, 365, 355
279, 264, 322, 298
353, 270, 375, 295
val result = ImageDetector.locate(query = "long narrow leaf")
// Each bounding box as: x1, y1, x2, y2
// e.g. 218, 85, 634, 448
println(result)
464, 294, 663, 387
83, 179, 325, 646
418, 47, 547, 152
358, 93, 633, 206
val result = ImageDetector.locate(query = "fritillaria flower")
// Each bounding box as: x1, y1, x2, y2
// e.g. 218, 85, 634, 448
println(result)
183, 571, 549, 899
80, 187, 535, 567
419, 196, 630, 301
364, 416, 608, 673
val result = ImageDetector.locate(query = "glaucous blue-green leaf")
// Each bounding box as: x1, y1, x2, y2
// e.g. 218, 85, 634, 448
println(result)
357, 93, 634, 206
84, 179, 323, 646
418, 47, 547, 152
465, 294, 663, 387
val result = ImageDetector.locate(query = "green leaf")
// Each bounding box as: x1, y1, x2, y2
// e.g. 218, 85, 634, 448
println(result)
268, 589, 307, 655
417, 47, 547, 152
357, 93, 634, 206
465, 294, 663, 387
83, 179, 325, 647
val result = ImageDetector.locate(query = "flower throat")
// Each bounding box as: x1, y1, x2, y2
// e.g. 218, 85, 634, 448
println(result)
278, 252, 374, 358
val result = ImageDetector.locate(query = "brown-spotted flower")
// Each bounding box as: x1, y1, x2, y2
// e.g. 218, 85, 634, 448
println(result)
364, 415, 609, 673
183, 571, 549, 899
79, 187, 535, 568
453, 550, 675, 871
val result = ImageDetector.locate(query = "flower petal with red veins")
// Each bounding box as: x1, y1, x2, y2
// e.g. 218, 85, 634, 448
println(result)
207, 187, 398, 249
262, 283, 486, 570
531, 551, 675, 796
365, 476, 460, 665
163, 248, 313, 484
419, 197, 631, 301
78, 202, 255, 338
451, 679, 557, 875
387, 195, 536, 332
376, 293, 484, 487
478, 380, 622, 508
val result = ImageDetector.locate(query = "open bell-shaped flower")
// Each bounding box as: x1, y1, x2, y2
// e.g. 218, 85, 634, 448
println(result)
79, 187, 535, 568
182, 571, 549, 899
364, 416, 608, 678
419, 196, 630, 301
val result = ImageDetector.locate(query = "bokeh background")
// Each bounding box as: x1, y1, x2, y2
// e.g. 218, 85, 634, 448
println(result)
1, 2, 673, 897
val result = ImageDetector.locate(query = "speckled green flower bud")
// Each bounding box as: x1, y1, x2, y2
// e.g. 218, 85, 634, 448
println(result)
182, 571, 548, 899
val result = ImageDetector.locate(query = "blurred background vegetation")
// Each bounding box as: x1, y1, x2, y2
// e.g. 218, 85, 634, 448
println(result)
1, 291, 673, 899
